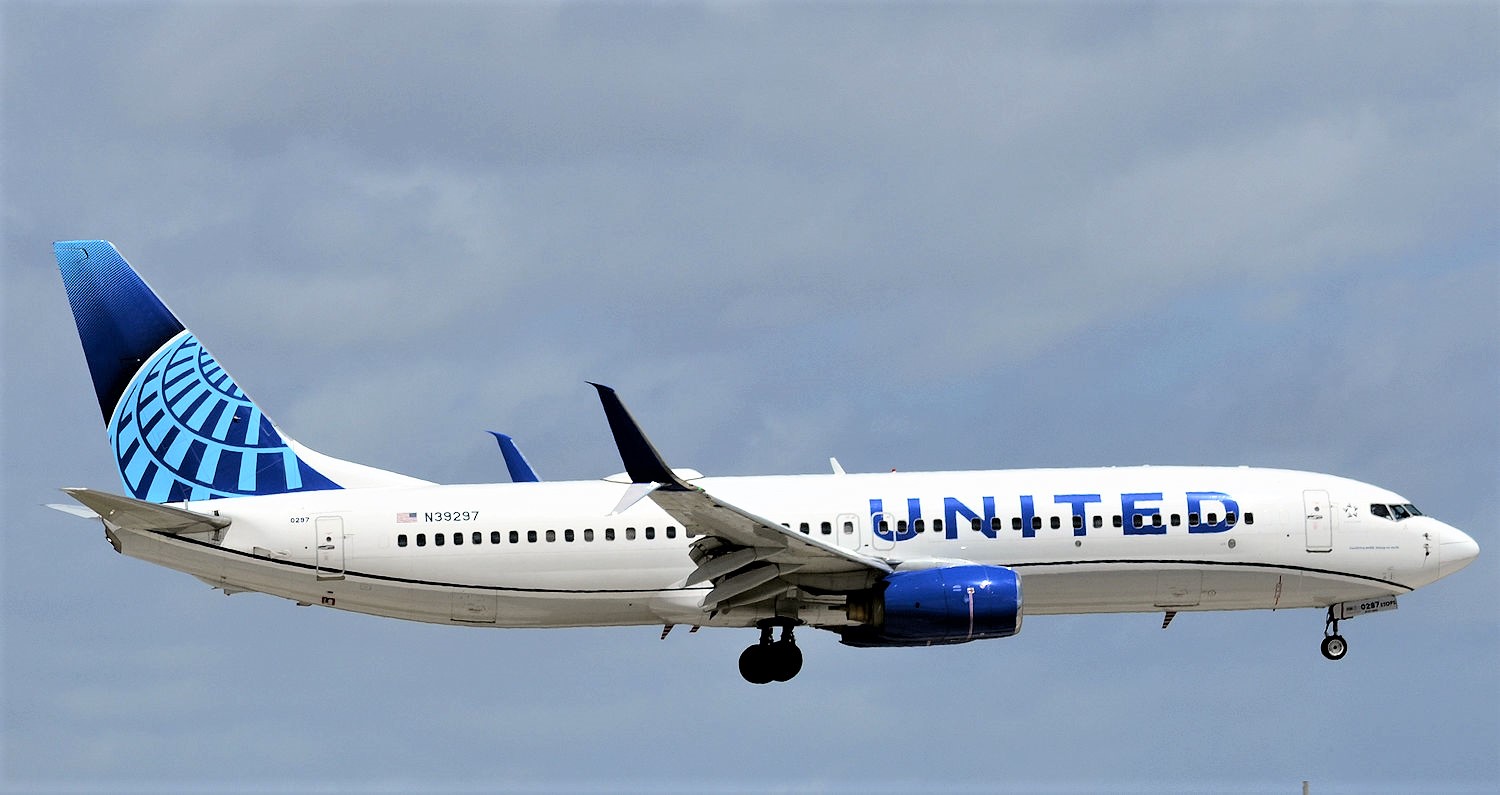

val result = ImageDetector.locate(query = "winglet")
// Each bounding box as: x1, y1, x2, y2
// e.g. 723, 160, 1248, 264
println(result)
588, 383, 692, 490
487, 432, 540, 482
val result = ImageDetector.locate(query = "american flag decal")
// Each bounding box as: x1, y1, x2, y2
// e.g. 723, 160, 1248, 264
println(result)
396, 512, 417, 523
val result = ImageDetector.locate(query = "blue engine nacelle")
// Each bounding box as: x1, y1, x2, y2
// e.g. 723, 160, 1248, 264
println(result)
841, 565, 1022, 647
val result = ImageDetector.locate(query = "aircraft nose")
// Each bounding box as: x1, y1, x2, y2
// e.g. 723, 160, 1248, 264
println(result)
1438, 523, 1480, 579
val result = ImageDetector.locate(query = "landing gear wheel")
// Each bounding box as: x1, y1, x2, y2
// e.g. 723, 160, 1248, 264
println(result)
1321, 634, 1348, 661
769, 640, 803, 682
739, 619, 804, 684
738, 644, 774, 684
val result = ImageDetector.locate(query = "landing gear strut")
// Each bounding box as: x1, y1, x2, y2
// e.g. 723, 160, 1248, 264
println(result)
1321, 606, 1348, 661
738, 619, 802, 684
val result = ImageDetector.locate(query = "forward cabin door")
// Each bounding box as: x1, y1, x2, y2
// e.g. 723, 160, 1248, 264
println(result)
315, 516, 345, 580
1304, 490, 1332, 552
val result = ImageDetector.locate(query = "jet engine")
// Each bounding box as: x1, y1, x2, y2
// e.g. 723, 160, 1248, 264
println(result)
842, 564, 1022, 647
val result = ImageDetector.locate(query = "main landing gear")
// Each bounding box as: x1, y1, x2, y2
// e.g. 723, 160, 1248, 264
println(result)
1321, 606, 1348, 661
738, 619, 802, 684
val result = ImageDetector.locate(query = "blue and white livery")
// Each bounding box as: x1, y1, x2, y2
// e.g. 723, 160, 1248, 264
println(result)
53, 241, 1480, 683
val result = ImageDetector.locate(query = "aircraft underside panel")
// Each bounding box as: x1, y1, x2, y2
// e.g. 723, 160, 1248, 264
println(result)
110, 526, 1408, 634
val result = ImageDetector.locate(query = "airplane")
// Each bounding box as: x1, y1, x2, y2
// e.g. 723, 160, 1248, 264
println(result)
51, 240, 1480, 684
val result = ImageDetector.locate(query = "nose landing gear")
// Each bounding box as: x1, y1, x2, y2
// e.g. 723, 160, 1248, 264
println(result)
1321, 606, 1348, 661
738, 619, 803, 684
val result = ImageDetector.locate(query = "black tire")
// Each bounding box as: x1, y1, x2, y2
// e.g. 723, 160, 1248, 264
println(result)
1321, 634, 1348, 661
770, 640, 803, 682
739, 644, 774, 684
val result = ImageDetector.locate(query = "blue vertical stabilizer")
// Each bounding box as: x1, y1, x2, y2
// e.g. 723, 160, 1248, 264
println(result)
56, 241, 343, 501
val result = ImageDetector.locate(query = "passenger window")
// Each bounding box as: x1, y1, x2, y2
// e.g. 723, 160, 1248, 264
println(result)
1072, 515, 1083, 530
1012, 518, 1022, 531
527, 530, 537, 543
971, 517, 982, 531
1093, 516, 1103, 529
1245, 512, 1254, 525
821, 521, 832, 535
416, 534, 426, 547
435, 533, 445, 547
1225, 512, 1237, 526
490, 531, 500, 544
1113, 515, 1122, 528
509, 531, 518, 544
645, 527, 656, 540
1050, 517, 1061, 530
666, 526, 676, 539
878, 520, 889, 534
397, 534, 408, 547
991, 517, 1003, 532
452, 532, 462, 546
626, 527, 637, 540
1206, 512, 1217, 525
1188, 512, 1200, 527
843, 521, 854, 534
473, 532, 482, 545
1132, 515, 1143, 529
1031, 516, 1042, 531
913, 519, 924, 533
545, 530, 556, 542
584, 528, 595, 542
605, 528, 616, 541
564, 529, 574, 542
933, 519, 943, 534
1170, 514, 1181, 527
896, 520, 908, 535
686, 527, 696, 538
1151, 514, 1162, 527
799, 522, 810, 534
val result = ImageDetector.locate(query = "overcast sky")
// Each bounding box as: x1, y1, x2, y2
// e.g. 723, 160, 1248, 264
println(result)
3, 2, 1496, 793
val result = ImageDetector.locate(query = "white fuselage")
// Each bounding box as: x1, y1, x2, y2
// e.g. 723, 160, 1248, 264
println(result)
99, 465, 1472, 633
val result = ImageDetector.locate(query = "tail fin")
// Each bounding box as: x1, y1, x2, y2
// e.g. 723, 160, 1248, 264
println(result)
56, 241, 430, 502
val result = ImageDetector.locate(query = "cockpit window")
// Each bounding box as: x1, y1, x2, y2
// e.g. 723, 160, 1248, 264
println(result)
1372, 502, 1423, 521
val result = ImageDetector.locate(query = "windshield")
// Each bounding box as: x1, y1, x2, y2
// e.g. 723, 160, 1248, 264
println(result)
1371, 502, 1423, 521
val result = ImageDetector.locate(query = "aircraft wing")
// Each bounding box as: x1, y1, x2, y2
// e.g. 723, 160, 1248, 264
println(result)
62, 487, 231, 535
590, 384, 889, 613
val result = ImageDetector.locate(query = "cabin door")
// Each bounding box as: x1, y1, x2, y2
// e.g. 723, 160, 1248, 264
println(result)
315, 516, 345, 580
1304, 490, 1332, 552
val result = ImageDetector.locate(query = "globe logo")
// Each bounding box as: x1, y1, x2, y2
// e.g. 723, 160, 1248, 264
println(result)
108, 331, 318, 501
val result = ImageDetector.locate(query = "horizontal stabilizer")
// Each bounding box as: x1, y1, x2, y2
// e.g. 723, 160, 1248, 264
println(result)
62, 487, 230, 535
46, 502, 100, 519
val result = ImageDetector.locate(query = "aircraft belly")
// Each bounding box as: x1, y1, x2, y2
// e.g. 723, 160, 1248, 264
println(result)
1019, 565, 1294, 615
113, 528, 703, 629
